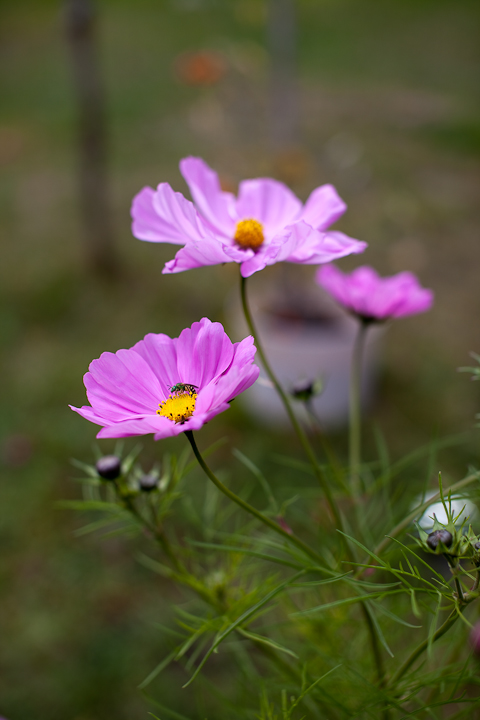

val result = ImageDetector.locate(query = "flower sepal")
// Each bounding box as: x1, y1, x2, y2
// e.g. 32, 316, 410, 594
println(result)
415, 515, 470, 560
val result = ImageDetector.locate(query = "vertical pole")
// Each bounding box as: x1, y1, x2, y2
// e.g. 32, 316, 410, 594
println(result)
64, 0, 118, 277
267, 0, 299, 149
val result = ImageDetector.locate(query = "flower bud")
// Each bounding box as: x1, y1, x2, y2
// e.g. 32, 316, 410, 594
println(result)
95, 455, 121, 481
291, 378, 322, 402
276, 516, 293, 535
138, 473, 158, 492
426, 529, 453, 550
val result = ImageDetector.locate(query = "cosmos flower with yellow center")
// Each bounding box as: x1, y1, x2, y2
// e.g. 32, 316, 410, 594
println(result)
70, 318, 259, 440
131, 156, 367, 278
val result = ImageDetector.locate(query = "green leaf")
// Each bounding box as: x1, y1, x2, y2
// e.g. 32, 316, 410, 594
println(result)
186, 539, 304, 569
236, 627, 298, 659
370, 599, 422, 628
56, 500, 123, 513
233, 448, 278, 512
288, 664, 343, 715
427, 593, 443, 659
136, 553, 175, 579
182, 570, 306, 687
70, 457, 99, 478
73, 516, 125, 537
138, 648, 179, 690
143, 695, 193, 720
290, 589, 403, 617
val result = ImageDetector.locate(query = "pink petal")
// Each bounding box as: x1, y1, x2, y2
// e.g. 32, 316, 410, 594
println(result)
162, 236, 238, 274
132, 333, 179, 398
199, 364, 259, 411
180, 156, 236, 238
300, 184, 347, 231
85, 350, 163, 420
153, 411, 212, 440
279, 223, 367, 264
97, 415, 171, 439
230, 335, 257, 369
132, 183, 214, 245
236, 178, 302, 238
239, 247, 274, 277
131, 187, 176, 243
176, 318, 234, 388
316, 265, 433, 320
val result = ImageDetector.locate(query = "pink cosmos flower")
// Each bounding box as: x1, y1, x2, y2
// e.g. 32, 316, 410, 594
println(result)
316, 265, 434, 321
70, 318, 259, 439
131, 157, 367, 277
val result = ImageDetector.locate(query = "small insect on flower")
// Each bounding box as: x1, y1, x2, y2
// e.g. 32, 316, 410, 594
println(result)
70, 318, 259, 440
169, 383, 198, 396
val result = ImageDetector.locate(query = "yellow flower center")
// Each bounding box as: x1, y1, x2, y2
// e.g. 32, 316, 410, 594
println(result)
157, 391, 198, 424
234, 219, 265, 250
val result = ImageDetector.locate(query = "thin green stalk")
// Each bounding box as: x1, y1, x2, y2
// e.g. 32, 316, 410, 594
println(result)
186, 429, 388, 700
305, 400, 349, 495
361, 602, 387, 688
115, 483, 188, 576
349, 320, 369, 499
239, 275, 389, 691
360, 603, 391, 720
185, 429, 325, 566
389, 608, 461, 689
447, 559, 466, 604
240, 273, 343, 531
471, 569, 480, 593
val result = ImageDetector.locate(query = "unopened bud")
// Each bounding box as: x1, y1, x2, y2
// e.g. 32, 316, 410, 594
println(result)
95, 455, 121, 481
426, 529, 453, 550
291, 379, 315, 401
291, 378, 322, 402
138, 474, 158, 492
277, 516, 293, 535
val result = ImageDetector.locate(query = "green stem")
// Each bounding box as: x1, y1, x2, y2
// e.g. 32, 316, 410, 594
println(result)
349, 319, 369, 499
447, 559, 466, 603
240, 274, 343, 531
361, 602, 387, 688
186, 429, 388, 702
389, 608, 461, 689
360, 603, 391, 720
185, 429, 325, 567
471, 569, 480, 593
115, 484, 188, 576
240, 275, 389, 691
454, 576, 465, 602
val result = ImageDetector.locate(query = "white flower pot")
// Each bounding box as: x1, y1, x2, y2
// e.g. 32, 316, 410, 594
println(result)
227, 280, 383, 430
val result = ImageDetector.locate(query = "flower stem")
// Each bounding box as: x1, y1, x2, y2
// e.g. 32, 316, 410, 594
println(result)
389, 608, 461, 689
239, 274, 343, 531
185, 429, 325, 566
349, 319, 369, 499
114, 483, 187, 576
239, 277, 387, 691
186, 429, 388, 701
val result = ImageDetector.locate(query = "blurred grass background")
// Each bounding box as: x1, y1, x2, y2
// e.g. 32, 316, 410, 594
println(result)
0, 0, 479, 717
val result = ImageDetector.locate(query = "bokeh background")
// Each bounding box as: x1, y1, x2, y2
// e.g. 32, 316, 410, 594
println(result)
1, 0, 479, 717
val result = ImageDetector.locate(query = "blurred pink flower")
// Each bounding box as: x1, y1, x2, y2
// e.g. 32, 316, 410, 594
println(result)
70, 318, 259, 439
131, 157, 367, 278
316, 265, 433, 321
470, 621, 480, 658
